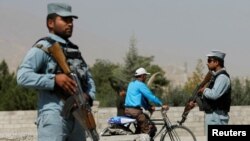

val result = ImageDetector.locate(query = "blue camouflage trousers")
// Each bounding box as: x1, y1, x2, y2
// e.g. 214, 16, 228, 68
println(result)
36, 112, 86, 141
204, 110, 229, 135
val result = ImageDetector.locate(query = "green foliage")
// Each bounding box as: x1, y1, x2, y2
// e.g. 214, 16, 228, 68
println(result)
1, 84, 37, 110
91, 59, 119, 107
231, 77, 250, 105
123, 35, 154, 81
163, 85, 189, 106
147, 71, 170, 101
183, 59, 205, 97
181, 59, 250, 106
0, 60, 37, 111
1, 35, 250, 110
231, 78, 243, 105
243, 79, 250, 105
169, 59, 206, 106
123, 36, 170, 104
91, 35, 170, 107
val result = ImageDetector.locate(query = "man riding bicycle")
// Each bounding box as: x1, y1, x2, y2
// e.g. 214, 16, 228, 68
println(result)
124, 67, 169, 141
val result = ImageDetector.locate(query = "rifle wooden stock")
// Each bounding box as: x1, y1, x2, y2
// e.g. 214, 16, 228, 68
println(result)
190, 71, 212, 102
82, 106, 97, 130
179, 71, 212, 124
47, 42, 71, 74
199, 71, 213, 90
48, 42, 99, 141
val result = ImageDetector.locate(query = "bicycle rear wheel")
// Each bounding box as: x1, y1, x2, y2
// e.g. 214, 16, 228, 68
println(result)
160, 125, 196, 141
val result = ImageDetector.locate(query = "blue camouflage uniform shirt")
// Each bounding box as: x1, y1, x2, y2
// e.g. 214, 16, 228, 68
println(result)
17, 33, 96, 115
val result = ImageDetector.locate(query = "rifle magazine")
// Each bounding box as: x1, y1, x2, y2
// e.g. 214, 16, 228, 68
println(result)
62, 96, 75, 118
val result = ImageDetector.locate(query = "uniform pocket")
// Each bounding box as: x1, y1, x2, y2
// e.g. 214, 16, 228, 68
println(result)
37, 113, 63, 128
47, 61, 57, 74
37, 113, 67, 140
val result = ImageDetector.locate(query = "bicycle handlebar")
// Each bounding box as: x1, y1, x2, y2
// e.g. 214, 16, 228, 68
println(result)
154, 106, 163, 111
154, 106, 169, 112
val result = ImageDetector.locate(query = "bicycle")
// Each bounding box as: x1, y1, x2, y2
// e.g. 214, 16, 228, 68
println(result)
100, 107, 197, 141
151, 107, 196, 141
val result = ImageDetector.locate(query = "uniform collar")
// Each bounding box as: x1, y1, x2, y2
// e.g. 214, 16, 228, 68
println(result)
213, 68, 226, 75
47, 33, 67, 44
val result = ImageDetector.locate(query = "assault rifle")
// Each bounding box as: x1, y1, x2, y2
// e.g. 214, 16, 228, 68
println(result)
178, 71, 212, 125
48, 42, 99, 141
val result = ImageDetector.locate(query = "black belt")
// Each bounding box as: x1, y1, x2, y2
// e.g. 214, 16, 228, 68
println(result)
125, 106, 141, 109
205, 109, 227, 115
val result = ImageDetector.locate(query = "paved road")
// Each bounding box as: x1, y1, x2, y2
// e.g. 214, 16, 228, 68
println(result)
0, 133, 206, 141
88, 135, 206, 141
0, 135, 206, 141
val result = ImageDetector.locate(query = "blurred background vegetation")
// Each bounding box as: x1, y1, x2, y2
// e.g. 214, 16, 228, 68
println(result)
0, 37, 250, 110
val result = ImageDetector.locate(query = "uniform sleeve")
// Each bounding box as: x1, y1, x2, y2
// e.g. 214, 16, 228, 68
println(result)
203, 74, 230, 100
17, 46, 55, 90
86, 69, 96, 100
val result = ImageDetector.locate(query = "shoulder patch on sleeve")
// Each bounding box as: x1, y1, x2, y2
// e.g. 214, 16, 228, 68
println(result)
33, 39, 51, 53
34, 43, 49, 53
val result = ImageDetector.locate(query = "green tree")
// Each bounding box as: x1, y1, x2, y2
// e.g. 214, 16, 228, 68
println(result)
0, 60, 9, 76
243, 79, 250, 105
2, 80, 37, 110
91, 35, 170, 107
123, 35, 146, 81
122, 35, 169, 102
0, 60, 10, 95
123, 35, 167, 82
0, 60, 37, 110
183, 59, 205, 98
91, 59, 120, 107
164, 85, 187, 106
165, 59, 205, 106
231, 77, 250, 105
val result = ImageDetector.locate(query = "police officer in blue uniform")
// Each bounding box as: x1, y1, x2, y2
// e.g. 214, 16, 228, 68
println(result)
17, 3, 96, 141
198, 50, 231, 133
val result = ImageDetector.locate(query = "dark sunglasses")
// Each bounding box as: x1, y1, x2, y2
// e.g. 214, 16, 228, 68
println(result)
207, 58, 215, 63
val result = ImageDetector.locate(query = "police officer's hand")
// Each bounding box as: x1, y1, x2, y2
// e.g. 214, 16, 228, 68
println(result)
84, 93, 91, 101
187, 101, 196, 109
55, 74, 77, 95
198, 86, 206, 94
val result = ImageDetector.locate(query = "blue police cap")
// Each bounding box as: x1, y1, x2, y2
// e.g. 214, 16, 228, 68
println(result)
47, 3, 78, 19
206, 50, 226, 60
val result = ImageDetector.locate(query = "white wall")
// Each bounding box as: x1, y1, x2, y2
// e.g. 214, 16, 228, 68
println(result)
0, 105, 249, 140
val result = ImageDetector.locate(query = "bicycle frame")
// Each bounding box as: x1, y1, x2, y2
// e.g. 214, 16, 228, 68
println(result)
150, 109, 173, 139
150, 108, 197, 141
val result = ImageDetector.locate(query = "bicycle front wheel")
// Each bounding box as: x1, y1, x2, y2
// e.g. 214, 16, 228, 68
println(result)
160, 125, 196, 141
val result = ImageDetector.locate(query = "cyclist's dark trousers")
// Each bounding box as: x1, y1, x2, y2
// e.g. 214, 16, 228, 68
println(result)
125, 108, 156, 137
